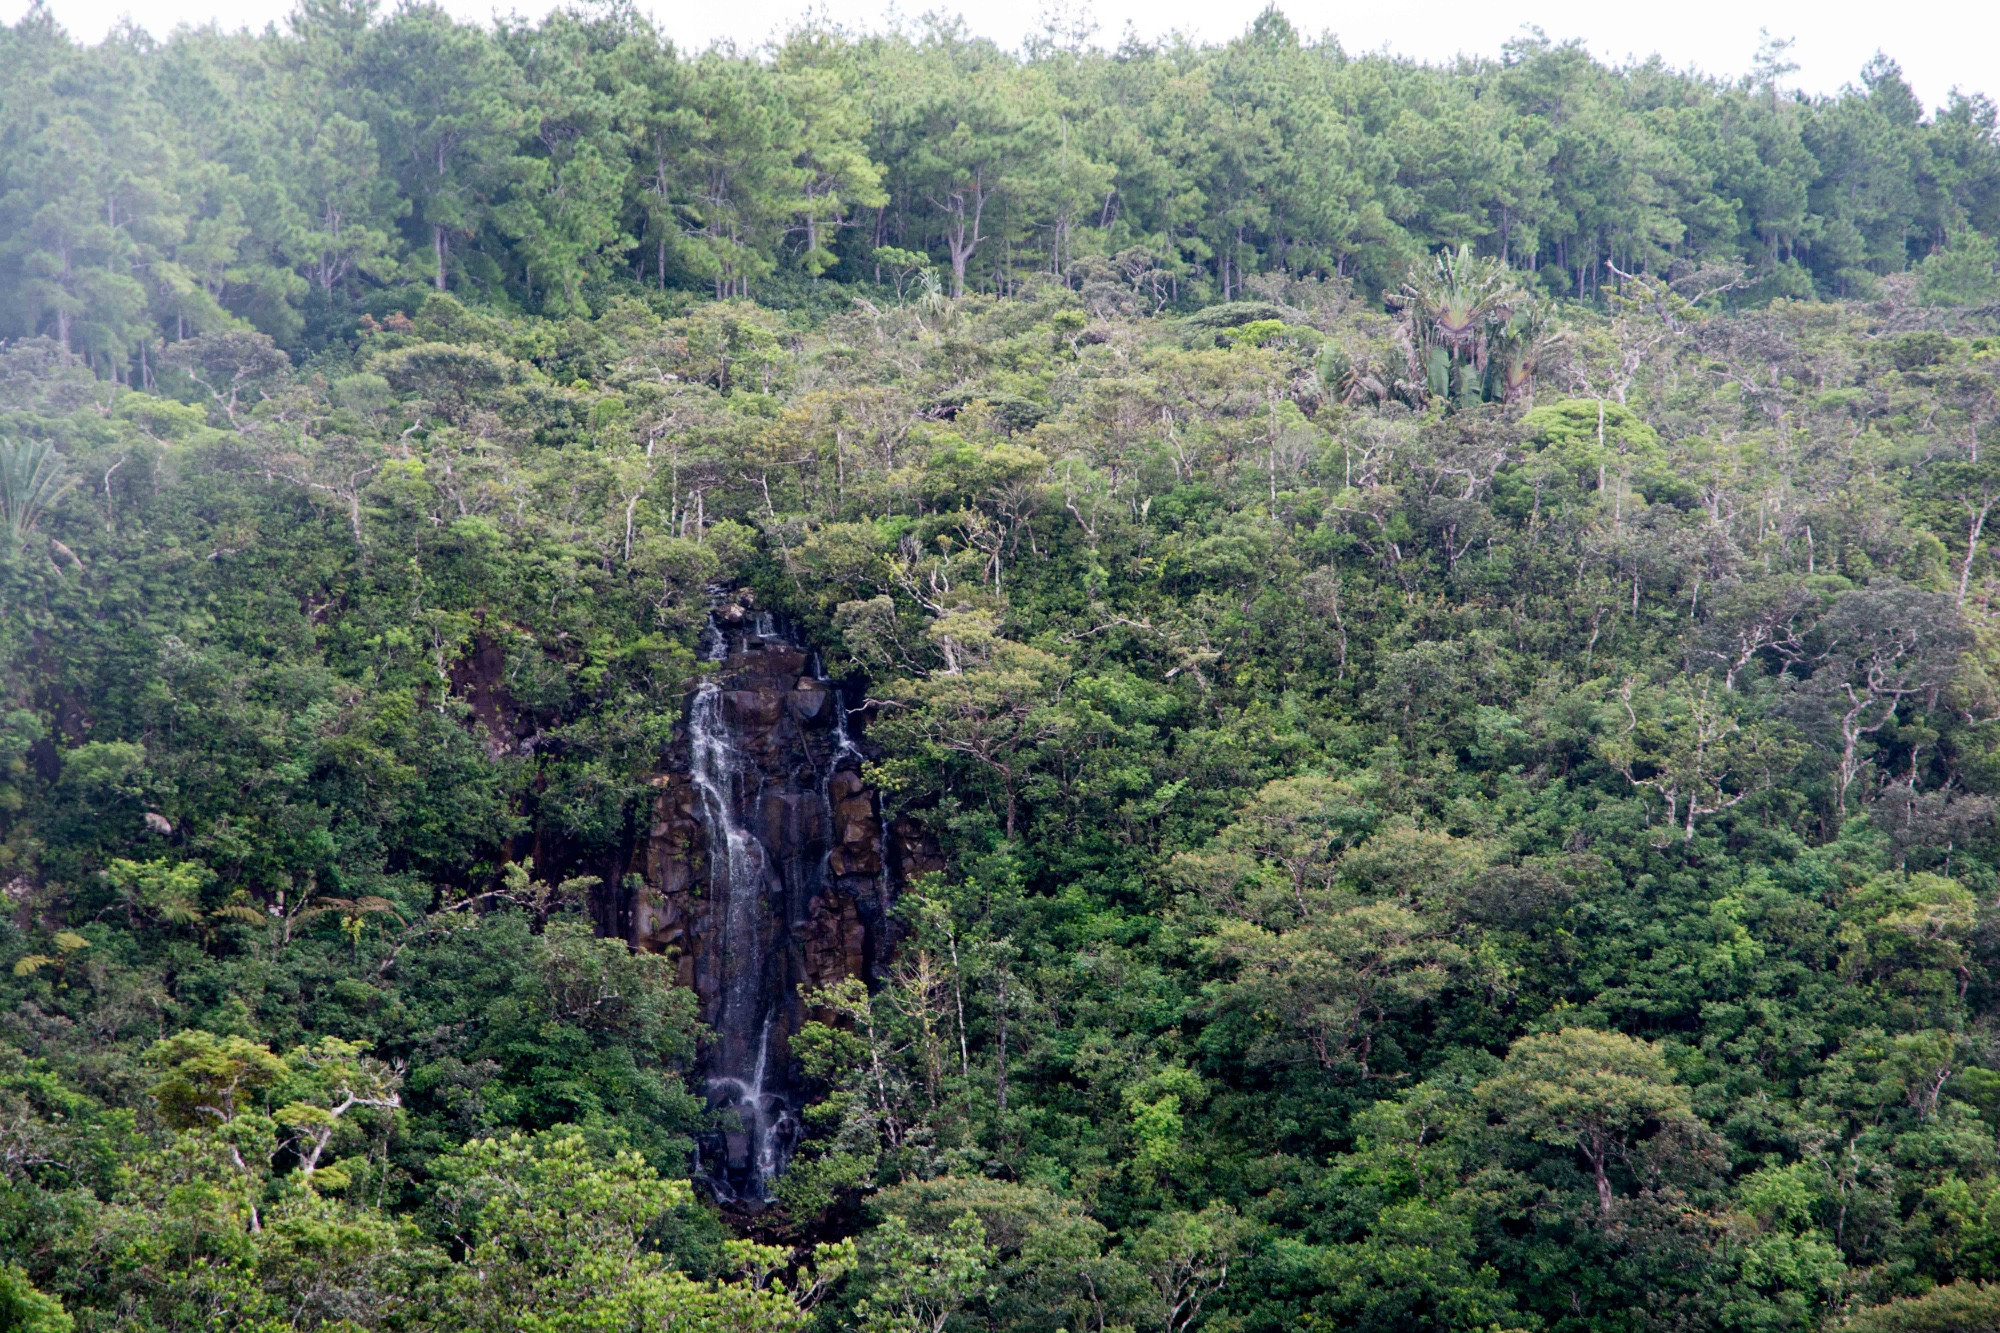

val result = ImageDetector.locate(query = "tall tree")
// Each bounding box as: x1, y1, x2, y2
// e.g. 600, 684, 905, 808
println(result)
359, 5, 522, 293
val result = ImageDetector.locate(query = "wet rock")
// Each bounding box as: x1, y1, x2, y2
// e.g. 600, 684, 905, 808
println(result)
790, 679, 829, 720
618, 613, 919, 1208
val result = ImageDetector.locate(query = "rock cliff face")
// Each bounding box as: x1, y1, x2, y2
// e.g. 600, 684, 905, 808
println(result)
446, 604, 942, 1205
623, 606, 934, 1206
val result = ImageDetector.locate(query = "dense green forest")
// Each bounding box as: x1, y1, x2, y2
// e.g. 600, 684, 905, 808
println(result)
6, 0, 2000, 368
8, 3, 2000, 1332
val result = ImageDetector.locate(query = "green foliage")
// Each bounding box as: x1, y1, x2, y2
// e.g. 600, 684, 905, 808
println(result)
1392, 245, 1548, 406
0, 437, 72, 556
1, 9, 1997, 362
1918, 233, 2000, 308
3, 79, 2000, 1329
853, 1209, 996, 1333
0, 1265, 71, 1333
146, 1029, 289, 1129
1841, 1282, 2000, 1332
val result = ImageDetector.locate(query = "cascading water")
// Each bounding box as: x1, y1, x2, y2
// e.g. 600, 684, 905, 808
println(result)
687, 677, 788, 1201
829, 675, 865, 769
674, 607, 885, 1207
824, 676, 893, 918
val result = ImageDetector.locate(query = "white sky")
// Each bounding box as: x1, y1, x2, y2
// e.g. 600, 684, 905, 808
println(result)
9, 0, 1999, 108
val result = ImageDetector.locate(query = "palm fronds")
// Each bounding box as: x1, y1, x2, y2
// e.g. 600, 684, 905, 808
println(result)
0, 437, 73, 554
1389, 246, 1552, 407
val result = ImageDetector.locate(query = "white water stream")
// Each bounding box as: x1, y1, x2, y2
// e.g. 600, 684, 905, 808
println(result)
688, 664, 785, 1201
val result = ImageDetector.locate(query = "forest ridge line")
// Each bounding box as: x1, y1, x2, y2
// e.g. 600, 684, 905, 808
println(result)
4, 0, 2000, 377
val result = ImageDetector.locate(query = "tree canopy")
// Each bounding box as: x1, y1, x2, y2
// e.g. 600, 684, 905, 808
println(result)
6, 7, 2000, 1333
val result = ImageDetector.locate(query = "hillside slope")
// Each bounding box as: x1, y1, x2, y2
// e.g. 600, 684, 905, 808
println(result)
5, 273, 2000, 1332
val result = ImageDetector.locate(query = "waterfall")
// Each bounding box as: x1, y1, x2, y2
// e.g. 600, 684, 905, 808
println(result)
687, 678, 789, 1203
819, 660, 880, 923
667, 607, 895, 1207
828, 672, 865, 770
825, 668, 896, 923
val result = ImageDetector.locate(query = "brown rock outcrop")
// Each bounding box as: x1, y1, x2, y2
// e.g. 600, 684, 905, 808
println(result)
617, 608, 931, 1204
